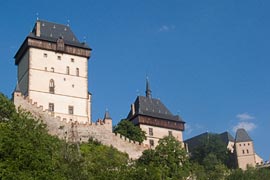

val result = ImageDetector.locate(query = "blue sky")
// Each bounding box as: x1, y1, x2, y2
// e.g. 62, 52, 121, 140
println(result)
0, 0, 269, 160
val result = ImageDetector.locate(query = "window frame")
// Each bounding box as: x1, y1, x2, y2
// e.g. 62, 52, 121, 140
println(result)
48, 103, 54, 112
49, 79, 55, 94
68, 105, 74, 115
66, 66, 70, 75
149, 128, 153, 136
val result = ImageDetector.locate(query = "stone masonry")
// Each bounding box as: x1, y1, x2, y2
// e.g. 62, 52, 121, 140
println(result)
13, 91, 147, 159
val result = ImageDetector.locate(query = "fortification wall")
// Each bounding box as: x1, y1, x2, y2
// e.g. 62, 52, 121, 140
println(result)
13, 92, 147, 159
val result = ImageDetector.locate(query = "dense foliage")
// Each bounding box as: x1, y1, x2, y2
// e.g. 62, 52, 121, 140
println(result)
138, 135, 191, 179
0, 93, 269, 179
113, 119, 146, 143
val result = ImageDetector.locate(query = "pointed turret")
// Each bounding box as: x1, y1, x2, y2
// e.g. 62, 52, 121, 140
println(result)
12, 81, 22, 105
235, 128, 252, 142
103, 110, 112, 132
103, 110, 112, 120
145, 77, 152, 98
14, 81, 21, 92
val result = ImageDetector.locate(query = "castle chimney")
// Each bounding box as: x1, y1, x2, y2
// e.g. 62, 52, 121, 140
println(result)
131, 104, 135, 115
36, 21, 41, 37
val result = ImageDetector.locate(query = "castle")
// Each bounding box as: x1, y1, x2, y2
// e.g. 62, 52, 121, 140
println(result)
12, 20, 185, 159
12, 20, 262, 169
184, 129, 263, 170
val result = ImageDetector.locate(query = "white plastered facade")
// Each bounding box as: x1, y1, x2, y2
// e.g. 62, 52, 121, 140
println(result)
17, 47, 91, 123
140, 124, 183, 148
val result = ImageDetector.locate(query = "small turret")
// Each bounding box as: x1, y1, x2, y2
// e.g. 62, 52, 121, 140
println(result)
103, 110, 112, 132
14, 81, 21, 93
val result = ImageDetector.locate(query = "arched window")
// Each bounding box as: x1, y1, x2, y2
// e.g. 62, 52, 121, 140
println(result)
66, 66, 70, 75
49, 79, 55, 94
76, 68, 79, 76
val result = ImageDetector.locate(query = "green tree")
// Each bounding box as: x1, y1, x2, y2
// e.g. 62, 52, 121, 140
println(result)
113, 119, 146, 143
0, 97, 66, 179
0, 93, 16, 121
191, 133, 231, 167
226, 167, 270, 180
138, 136, 190, 179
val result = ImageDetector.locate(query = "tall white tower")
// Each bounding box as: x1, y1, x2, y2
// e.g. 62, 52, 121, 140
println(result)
14, 20, 92, 123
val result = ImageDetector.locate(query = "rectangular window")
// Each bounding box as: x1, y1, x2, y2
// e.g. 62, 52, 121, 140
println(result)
247, 149, 249, 154
149, 128, 153, 136
71, 58, 74, 62
51, 67, 54, 72
68, 106, 74, 115
43, 53, 48, 58
49, 103, 54, 112
242, 150, 245, 154
76, 68, 79, 76
168, 131, 172, 136
66, 66, 70, 75
57, 56, 61, 60
149, 139, 154, 147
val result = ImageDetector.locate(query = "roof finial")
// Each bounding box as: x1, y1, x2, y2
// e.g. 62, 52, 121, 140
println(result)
36, 12, 39, 20
145, 76, 152, 98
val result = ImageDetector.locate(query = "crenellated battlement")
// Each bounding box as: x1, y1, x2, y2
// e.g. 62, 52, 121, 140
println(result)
13, 91, 147, 159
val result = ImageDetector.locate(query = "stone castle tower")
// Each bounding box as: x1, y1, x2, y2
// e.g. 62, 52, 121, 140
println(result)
14, 20, 92, 123
234, 128, 257, 170
127, 79, 185, 148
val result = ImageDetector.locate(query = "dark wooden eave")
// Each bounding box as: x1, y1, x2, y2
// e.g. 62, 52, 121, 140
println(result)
14, 36, 92, 65
130, 114, 185, 131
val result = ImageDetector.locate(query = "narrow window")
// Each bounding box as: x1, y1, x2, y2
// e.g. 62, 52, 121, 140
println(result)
51, 67, 54, 72
71, 58, 74, 62
49, 79, 55, 94
168, 131, 172, 136
43, 53, 48, 58
149, 139, 154, 147
66, 66, 70, 75
48, 103, 54, 112
247, 149, 249, 154
57, 56, 61, 60
242, 150, 245, 154
68, 106, 74, 115
76, 68, 79, 76
149, 128, 153, 136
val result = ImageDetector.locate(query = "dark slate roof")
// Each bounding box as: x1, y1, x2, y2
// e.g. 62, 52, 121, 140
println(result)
235, 128, 252, 142
28, 20, 90, 49
184, 131, 234, 153
104, 111, 112, 120
127, 96, 183, 122
219, 131, 234, 144
184, 132, 209, 152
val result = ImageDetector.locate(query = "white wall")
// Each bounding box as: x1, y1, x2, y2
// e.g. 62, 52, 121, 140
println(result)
23, 47, 91, 123
140, 124, 183, 148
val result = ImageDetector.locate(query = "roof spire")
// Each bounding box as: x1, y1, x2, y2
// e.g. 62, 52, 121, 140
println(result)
145, 77, 152, 98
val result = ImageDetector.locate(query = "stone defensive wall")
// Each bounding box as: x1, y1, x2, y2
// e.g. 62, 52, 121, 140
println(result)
13, 92, 148, 159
